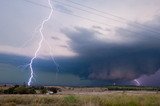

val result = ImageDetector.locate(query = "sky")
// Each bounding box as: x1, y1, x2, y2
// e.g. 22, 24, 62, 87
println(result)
0, 0, 160, 86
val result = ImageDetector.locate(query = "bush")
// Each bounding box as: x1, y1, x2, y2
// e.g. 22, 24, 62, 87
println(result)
14, 87, 28, 94
40, 88, 47, 94
14, 87, 36, 94
0, 89, 4, 94
4, 87, 15, 94
3, 86, 36, 94
27, 87, 36, 94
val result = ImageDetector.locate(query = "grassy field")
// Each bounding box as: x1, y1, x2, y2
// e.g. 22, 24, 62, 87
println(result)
0, 92, 160, 106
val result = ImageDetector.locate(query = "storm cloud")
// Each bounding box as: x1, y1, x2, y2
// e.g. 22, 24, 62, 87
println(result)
1, 0, 160, 86
59, 16, 160, 82
1, 16, 160, 85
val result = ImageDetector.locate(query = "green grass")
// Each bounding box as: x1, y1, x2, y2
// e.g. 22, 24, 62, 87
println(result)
106, 85, 159, 91
0, 93, 160, 106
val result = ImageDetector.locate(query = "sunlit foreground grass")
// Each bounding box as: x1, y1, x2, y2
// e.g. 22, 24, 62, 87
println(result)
0, 93, 160, 106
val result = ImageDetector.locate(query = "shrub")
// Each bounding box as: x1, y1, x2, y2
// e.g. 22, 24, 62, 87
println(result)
40, 88, 47, 94
27, 87, 36, 94
14, 86, 29, 94
3, 86, 36, 94
4, 87, 15, 94
14, 87, 36, 94
0, 89, 4, 94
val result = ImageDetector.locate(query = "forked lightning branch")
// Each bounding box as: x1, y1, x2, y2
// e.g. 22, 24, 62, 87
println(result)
28, 0, 54, 86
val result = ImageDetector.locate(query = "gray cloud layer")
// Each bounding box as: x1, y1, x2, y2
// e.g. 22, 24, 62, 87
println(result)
1, 16, 160, 85
60, 16, 160, 82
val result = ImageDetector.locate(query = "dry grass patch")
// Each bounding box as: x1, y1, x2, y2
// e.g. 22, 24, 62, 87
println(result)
0, 93, 160, 106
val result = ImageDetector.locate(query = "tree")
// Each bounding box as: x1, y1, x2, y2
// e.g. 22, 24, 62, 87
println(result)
14, 86, 36, 94
4, 87, 15, 94
0, 89, 4, 94
40, 88, 47, 94
14, 86, 29, 94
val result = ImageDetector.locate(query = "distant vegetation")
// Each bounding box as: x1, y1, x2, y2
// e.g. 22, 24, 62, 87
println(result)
3, 86, 36, 94
0, 85, 60, 94
0, 85, 160, 95
106, 85, 160, 91
1, 85, 160, 105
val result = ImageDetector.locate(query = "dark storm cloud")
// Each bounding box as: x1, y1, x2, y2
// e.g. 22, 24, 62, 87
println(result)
0, 53, 29, 66
1, 16, 160, 85
139, 70, 160, 86
0, 53, 59, 73
60, 16, 160, 82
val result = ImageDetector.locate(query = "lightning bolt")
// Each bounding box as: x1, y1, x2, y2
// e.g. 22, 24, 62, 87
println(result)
134, 79, 141, 86
28, 0, 54, 86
